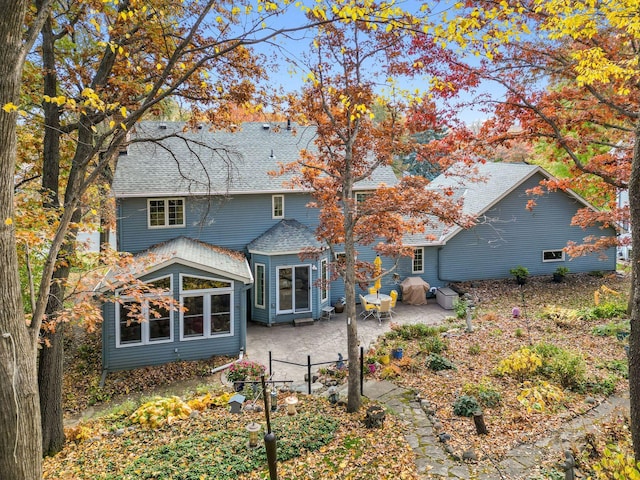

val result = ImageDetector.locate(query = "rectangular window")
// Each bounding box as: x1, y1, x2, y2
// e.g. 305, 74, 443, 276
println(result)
320, 259, 329, 302
116, 275, 173, 348
180, 274, 234, 340
543, 250, 565, 262
148, 198, 185, 228
272, 195, 284, 218
412, 248, 424, 273
255, 263, 265, 309
276, 265, 311, 314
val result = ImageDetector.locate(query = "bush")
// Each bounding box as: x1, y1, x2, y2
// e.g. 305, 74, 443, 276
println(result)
592, 320, 630, 337
541, 305, 582, 328
419, 336, 447, 355
582, 302, 628, 321
129, 396, 192, 429
495, 348, 543, 381
468, 343, 481, 355
547, 350, 586, 390
517, 381, 565, 413
390, 323, 448, 340
463, 380, 502, 408
591, 445, 640, 479
426, 354, 456, 371
452, 395, 481, 417
453, 298, 469, 319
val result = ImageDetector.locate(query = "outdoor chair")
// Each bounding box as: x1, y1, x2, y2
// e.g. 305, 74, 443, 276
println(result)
359, 294, 377, 321
368, 286, 377, 295
376, 298, 392, 324
389, 290, 398, 313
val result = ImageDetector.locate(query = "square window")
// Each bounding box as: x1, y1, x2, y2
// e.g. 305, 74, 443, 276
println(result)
148, 198, 184, 228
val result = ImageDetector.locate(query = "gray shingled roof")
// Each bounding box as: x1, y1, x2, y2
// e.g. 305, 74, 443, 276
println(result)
112, 121, 398, 197
98, 237, 252, 290
247, 219, 324, 255
403, 162, 545, 246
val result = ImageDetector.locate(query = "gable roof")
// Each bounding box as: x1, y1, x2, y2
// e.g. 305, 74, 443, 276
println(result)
112, 121, 398, 198
247, 219, 324, 255
404, 162, 598, 246
98, 237, 253, 291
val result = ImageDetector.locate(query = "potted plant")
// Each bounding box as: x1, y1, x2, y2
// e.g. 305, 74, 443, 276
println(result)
391, 341, 406, 360
226, 359, 266, 392
553, 266, 569, 283
509, 265, 529, 285
365, 356, 378, 374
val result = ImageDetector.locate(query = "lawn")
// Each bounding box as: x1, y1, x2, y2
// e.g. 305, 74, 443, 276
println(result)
47, 271, 635, 479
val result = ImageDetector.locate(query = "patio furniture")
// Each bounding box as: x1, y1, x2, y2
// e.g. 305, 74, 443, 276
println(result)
389, 289, 398, 313
368, 286, 377, 295
359, 294, 377, 320
376, 298, 392, 324
363, 293, 391, 306
321, 305, 335, 321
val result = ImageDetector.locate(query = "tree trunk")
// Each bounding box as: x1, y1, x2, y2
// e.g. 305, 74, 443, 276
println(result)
0, 1, 43, 477
629, 126, 640, 462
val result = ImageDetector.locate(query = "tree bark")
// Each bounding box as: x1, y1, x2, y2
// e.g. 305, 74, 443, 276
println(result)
0, 1, 43, 477
629, 125, 640, 462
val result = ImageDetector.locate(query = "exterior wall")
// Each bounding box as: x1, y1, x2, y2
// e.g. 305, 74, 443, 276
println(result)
102, 263, 245, 372
437, 173, 617, 282
117, 192, 317, 254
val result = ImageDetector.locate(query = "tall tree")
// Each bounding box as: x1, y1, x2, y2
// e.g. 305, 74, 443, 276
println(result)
284, 18, 474, 412
414, 0, 640, 460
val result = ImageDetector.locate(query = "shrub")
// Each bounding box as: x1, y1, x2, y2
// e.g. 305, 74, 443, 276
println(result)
541, 305, 582, 328
592, 320, 630, 337
547, 350, 587, 390
453, 298, 469, 319
592, 445, 640, 479
509, 265, 529, 283
388, 323, 447, 340
419, 336, 447, 355
426, 354, 456, 371
517, 381, 565, 413
585, 375, 618, 396
463, 380, 502, 408
226, 360, 266, 382
129, 396, 192, 429
452, 395, 481, 417
495, 347, 543, 381
582, 302, 627, 321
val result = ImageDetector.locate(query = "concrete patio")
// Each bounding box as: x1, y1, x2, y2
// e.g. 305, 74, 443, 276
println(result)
245, 300, 451, 382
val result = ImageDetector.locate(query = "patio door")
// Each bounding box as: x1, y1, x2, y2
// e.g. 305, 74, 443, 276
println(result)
277, 265, 311, 314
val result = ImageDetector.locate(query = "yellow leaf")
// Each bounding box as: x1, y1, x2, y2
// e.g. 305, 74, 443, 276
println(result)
5, 218, 12, 225
120, 106, 127, 118
2, 102, 18, 113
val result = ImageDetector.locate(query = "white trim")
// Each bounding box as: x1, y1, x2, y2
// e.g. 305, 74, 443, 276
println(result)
276, 265, 312, 314
412, 247, 424, 274
320, 259, 329, 303
115, 275, 174, 348
542, 249, 565, 262
179, 273, 234, 341
254, 263, 266, 309
147, 197, 185, 229
272, 194, 284, 219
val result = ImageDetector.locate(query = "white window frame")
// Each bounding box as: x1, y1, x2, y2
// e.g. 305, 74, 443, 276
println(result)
320, 259, 329, 303
276, 265, 312, 314
542, 250, 565, 262
115, 275, 173, 348
179, 273, 234, 341
255, 263, 266, 309
272, 195, 284, 219
412, 247, 424, 274
147, 197, 185, 228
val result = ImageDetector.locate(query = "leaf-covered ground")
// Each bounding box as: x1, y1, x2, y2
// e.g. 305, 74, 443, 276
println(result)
370, 271, 632, 470
52, 271, 633, 478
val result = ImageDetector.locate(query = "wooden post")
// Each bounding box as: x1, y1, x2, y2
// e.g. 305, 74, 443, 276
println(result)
473, 410, 488, 435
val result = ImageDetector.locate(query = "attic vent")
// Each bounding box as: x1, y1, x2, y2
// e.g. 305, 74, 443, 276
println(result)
197, 124, 203, 130
287, 119, 291, 130
270, 149, 275, 159
159, 124, 167, 130
262, 124, 270, 130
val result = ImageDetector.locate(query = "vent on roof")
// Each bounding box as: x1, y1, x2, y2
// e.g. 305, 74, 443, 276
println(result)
287, 119, 291, 130
262, 124, 270, 130
270, 149, 275, 159
159, 124, 167, 130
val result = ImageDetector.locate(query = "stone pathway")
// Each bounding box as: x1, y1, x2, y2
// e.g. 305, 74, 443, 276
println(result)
361, 379, 630, 480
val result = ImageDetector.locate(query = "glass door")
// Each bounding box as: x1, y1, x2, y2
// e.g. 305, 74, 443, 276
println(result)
277, 266, 311, 313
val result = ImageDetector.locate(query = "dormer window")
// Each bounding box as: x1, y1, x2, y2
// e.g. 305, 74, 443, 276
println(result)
272, 195, 284, 219
148, 198, 185, 228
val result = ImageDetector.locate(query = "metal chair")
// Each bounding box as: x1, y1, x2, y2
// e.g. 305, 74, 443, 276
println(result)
376, 298, 392, 324
359, 294, 377, 320
389, 290, 398, 314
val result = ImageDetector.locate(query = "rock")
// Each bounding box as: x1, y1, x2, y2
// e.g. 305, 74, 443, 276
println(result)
189, 410, 201, 418
584, 396, 597, 405
462, 449, 478, 462
304, 373, 319, 383
437, 432, 451, 443
113, 428, 125, 437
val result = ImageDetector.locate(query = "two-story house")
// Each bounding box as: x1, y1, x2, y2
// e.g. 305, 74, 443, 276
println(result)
100, 121, 617, 373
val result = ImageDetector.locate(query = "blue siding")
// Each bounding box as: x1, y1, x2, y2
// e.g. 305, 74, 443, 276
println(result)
102, 263, 244, 372
118, 193, 318, 253
437, 173, 616, 282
